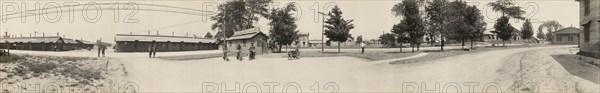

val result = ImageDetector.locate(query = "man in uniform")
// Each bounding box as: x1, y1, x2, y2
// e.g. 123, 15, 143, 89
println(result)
360, 41, 365, 54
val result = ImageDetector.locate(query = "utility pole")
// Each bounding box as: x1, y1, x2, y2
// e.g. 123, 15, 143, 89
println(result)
318, 12, 327, 53
222, 10, 227, 49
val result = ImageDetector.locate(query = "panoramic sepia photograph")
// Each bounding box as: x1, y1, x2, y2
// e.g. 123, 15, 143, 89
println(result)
0, 0, 599, 92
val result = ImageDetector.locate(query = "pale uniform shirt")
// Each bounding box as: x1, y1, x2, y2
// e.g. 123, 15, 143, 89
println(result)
360, 42, 365, 48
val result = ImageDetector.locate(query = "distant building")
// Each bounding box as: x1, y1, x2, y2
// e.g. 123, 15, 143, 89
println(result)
225, 28, 269, 54
577, 0, 600, 59
114, 34, 217, 52
308, 39, 324, 47
551, 27, 580, 45
483, 30, 498, 42
297, 32, 310, 47
328, 37, 354, 46
484, 29, 523, 42
0, 36, 93, 51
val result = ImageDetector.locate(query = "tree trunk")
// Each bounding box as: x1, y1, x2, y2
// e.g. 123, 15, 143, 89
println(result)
399, 42, 403, 52
440, 37, 445, 51
417, 43, 420, 51
503, 40, 506, 47
338, 42, 341, 53
470, 38, 474, 49
411, 43, 415, 52
461, 39, 465, 49
430, 35, 435, 46
278, 44, 282, 53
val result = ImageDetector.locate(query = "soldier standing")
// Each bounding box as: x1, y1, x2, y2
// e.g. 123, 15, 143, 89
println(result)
249, 43, 256, 60
360, 42, 365, 54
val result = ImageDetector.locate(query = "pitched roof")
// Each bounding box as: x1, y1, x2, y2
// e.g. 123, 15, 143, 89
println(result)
553, 27, 580, 34
62, 38, 80, 44
226, 28, 268, 40
1, 36, 62, 43
76, 40, 95, 44
483, 30, 496, 35
115, 34, 215, 43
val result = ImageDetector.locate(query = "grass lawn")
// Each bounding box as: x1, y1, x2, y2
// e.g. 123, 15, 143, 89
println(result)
390, 44, 548, 64
552, 54, 600, 84
298, 50, 420, 61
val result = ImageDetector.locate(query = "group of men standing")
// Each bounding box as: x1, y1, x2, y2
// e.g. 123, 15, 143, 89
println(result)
222, 43, 256, 61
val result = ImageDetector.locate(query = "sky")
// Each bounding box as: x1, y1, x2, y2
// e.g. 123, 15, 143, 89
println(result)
0, 0, 580, 43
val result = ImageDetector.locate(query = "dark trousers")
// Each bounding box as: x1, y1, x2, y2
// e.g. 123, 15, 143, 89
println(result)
361, 47, 365, 54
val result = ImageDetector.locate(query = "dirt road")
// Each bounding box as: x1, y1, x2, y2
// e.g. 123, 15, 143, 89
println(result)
102, 45, 600, 92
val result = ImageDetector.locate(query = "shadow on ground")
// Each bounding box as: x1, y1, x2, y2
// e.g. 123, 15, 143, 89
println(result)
552, 54, 600, 84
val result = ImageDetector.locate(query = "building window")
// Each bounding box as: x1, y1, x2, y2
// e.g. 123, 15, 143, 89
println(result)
584, 23, 591, 42
557, 35, 562, 41
568, 35, 574, 41
584, 0, 590, 15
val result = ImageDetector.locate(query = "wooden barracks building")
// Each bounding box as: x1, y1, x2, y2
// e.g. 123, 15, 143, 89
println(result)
114, 34, 218, 52
225, 27, 269, 54
0, 36, 94, 51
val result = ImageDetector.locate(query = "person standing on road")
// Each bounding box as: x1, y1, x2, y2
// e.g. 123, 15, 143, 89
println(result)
222, 44, 229, 61
249, 43, 256, 60
360, 42, 365, 54
101, 44, 107, 57
148, 41, 157, 58
152, 43, 157, 58
236, 44, 242, 61
97, 45, 102, 57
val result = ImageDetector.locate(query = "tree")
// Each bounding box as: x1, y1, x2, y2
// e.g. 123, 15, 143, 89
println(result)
204, 32, 214, 38
391, 23, 409, 52
324, 6, 355, 53
392, 0, 425, 52
425, 0, 449, 50
536, 29, 545, 41
442, 1, 485, 49
268, 3, 299, 52
487, 0, 525, 20
355, 35, 363, 45
464, 5, 486, 49
492, 16, 513, 46
210, 0, 272, 39
538, 20, 563, 41
521, 19, 533, 40
488, 0, 525, 46
379, 33, 396, 48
